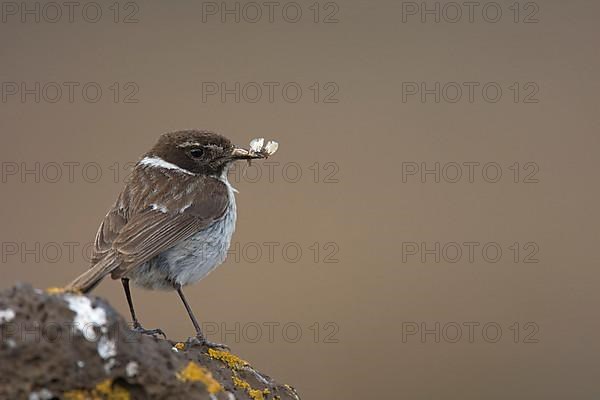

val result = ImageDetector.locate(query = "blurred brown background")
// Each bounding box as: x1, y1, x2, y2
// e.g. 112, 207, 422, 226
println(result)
0, 0, 598, 398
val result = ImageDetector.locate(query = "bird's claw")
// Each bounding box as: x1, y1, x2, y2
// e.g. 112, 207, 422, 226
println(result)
186, 335, 229, 350
132, 323, 167, 338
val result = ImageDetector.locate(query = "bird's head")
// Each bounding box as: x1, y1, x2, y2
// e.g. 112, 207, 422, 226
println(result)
147, 130, 274, 176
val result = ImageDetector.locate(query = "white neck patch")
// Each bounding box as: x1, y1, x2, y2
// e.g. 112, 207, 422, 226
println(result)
139, 156, 194, 176
216, 165, 238, 193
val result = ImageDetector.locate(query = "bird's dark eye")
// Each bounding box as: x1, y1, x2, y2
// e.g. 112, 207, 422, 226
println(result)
190, 148, 204, 158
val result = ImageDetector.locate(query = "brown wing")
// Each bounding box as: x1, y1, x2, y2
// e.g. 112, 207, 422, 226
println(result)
108, 211, 214, 279
91, 166, 230, 279
92, 207, 127, 264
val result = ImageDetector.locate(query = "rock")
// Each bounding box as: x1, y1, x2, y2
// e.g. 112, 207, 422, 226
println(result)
0, 284, 301, 400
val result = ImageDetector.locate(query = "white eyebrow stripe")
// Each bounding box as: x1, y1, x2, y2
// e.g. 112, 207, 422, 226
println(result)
139, 156, 195, 175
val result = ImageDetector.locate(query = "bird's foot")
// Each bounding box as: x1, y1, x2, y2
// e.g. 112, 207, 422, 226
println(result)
186, 335, 229, 350
132, 322, 167, 339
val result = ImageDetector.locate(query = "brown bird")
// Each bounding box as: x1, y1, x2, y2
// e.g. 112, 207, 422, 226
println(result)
65, 130, 278, 347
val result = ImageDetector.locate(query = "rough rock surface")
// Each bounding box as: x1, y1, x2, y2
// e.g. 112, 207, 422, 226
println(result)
0, 284, 301, 400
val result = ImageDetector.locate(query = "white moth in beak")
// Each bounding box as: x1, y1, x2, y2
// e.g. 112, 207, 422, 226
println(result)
263, 140, 279, 156
248, 137, 278, 156
249, 138, 265, 154
245, 137, 279, 166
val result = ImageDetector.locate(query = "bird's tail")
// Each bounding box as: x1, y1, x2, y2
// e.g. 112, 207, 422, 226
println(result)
64, 253, 120, 294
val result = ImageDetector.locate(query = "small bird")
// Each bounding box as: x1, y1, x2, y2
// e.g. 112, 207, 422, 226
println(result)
66, 130, 278, 347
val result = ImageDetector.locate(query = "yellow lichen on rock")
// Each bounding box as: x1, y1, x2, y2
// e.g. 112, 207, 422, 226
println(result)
63, 392, 87, 400
63, 379, 130, 400
232, 374, 270, 400
46, 287, 81, 295
95, 380, 130, 400
207, 349, 271, 399
176, 361, 223, 394
173, 342, 186, 351
207, 348, 249, 370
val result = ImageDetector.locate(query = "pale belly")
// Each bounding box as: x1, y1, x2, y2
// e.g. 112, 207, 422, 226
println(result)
126, 197, 237, 290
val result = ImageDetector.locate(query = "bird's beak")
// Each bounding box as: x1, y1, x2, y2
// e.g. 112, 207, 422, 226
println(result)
231, 147, 265, 160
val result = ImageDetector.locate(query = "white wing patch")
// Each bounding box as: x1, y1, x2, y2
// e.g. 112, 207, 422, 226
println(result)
151, 204, 169, 213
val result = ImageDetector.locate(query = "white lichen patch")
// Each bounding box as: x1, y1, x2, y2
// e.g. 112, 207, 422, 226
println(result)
98, 337, 118, 373
97, 336, 117, 359
63, 295, 118, 371
103, 358, 117, 374
126, 361, 139, 377
0, 308, 15, 324
28, 389, 53, 400
64, 295, 108, 341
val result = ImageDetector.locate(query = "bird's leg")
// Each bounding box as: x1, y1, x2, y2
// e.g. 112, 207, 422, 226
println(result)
175, 283, 228, 349
121, 278, 166, 338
